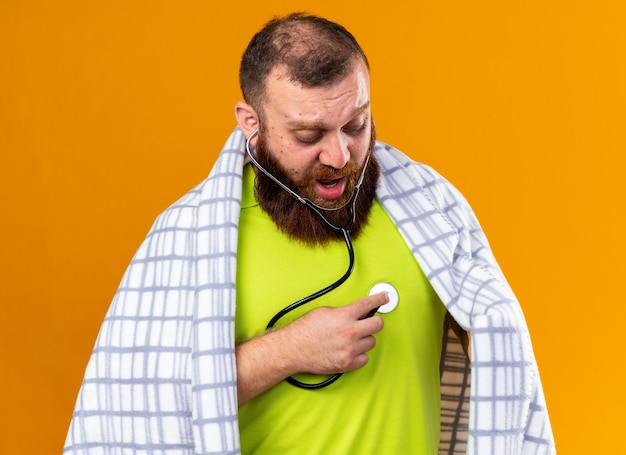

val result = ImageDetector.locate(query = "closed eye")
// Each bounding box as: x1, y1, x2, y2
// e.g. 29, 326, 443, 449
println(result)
295, 133, 323, 144
342, 118, 368, 136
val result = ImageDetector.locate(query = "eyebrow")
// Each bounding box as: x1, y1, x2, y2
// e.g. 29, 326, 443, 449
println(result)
287, 102, 370, 129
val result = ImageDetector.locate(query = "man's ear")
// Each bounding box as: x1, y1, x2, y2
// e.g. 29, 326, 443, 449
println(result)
235, 102, 260, 143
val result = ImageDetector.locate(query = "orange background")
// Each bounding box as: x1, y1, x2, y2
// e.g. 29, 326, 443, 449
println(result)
1, 1, 624, 453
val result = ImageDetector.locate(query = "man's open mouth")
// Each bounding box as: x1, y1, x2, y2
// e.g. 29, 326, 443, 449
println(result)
314, 177, 347, 200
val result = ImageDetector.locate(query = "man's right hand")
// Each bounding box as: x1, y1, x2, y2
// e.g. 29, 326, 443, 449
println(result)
235, 292, 388, 405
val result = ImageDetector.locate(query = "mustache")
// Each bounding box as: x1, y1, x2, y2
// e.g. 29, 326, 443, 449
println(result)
302, 161, 362, 185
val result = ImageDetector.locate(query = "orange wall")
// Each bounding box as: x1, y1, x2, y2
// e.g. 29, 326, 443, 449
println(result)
1, 1, 624, 453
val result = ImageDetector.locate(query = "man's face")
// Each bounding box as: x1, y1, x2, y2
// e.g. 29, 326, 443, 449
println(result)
250, 58, 379, 245
256, 59, 373, 209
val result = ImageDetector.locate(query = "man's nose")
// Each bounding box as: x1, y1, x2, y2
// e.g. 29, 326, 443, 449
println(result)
318, 134, 350, 169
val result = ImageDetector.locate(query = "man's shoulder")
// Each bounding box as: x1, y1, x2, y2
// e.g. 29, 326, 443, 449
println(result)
148, 129, 247, 232
141, 181, 206, 236
374, 140, 446, 187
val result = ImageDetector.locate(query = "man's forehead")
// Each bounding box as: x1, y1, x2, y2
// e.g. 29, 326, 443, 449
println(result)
285, 101, 370, 129
262, 61, 371, 123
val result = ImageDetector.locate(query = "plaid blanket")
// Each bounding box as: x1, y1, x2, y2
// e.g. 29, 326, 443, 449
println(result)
64, 128, 555, 454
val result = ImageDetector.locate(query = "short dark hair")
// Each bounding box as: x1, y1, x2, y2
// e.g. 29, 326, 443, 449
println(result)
239, 12, 370, 116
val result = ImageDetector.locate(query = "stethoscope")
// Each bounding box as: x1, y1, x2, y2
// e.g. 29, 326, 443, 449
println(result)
245, 129, 397, 389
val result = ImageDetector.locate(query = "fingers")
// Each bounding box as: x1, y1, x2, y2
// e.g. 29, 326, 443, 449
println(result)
349, 352, 370, 371
355, 333, 377, 354
345, 335, 377, 371
346, 292, 389, 320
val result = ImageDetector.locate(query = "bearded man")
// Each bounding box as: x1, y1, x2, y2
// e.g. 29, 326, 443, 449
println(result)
64, 12, 555, 455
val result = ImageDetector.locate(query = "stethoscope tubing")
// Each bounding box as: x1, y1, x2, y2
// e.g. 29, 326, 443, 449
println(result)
277, 227, 354, 389
245, 129, 373, 389
266, 228, 355, 330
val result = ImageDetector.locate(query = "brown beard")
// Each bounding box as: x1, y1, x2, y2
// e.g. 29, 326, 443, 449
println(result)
253, 124, 380, 246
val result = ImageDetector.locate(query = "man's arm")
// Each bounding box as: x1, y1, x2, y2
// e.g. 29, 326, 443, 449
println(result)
235, 293, 388, 405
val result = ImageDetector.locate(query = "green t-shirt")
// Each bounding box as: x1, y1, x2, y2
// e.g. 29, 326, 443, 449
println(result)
236, 164, 446, 454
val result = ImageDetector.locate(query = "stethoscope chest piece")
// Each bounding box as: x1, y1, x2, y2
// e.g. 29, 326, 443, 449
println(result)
369, 282, 399, 313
